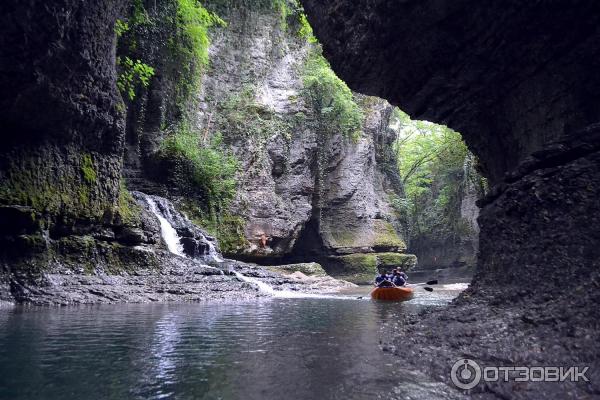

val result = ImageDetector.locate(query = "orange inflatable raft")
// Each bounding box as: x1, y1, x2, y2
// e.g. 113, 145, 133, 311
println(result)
370, 286, 414, 301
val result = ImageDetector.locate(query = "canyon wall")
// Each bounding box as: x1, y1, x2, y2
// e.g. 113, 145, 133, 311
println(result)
123, 1, 417, 282
302, 0, 600, 396
0, 0, 153, 279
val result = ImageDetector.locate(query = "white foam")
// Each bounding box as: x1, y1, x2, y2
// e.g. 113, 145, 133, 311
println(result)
440, 283, 470, 291
233, 272, 356, 299
145, 197, 185, 257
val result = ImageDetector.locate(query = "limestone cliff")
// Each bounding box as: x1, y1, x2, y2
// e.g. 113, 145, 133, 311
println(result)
182, 2, 414, 281
114, 1, 417, 282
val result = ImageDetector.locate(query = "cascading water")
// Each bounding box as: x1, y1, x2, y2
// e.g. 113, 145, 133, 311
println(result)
137, 192, 223, 264
138, 192, 337, 298
206, 241, 223, 263
233, 272, 276, 295
145, 196, 186, 257
233, 272, 344, 299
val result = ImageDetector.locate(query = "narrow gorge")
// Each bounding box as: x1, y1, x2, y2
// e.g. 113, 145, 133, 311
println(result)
1, 1, 597, 399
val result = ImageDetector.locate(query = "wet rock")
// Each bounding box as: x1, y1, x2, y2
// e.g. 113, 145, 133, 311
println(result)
302, 2, 600, 398
267, 262, 327, 276
0, 206, 40, 235
180, 237, 209, 258
325, 252, 417, 284
115, 227, 147, 246
93, 228, 116, 242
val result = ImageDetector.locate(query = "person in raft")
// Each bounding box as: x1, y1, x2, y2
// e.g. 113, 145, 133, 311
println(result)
392, 269, 408, 287
375, 271, 394, 287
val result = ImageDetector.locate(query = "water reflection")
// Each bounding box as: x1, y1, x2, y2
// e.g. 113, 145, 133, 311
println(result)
0, 287, 467, 400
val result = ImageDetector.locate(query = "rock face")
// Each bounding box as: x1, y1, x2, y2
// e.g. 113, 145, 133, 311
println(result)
0, 0, 414, 295
303, 0, 600, 397
0, 0, 132, 273
183, 3, 413, 277
303, 1, 600, 184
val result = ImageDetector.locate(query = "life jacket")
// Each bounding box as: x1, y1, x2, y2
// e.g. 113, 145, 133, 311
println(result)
393, 276, 406, 286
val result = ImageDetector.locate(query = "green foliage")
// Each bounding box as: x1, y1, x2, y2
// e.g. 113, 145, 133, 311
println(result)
116, 56, 155, 101
114, 19, 130, 37
170, 0, 226, 109
175, 0, 225, 69
0, 159, 106, 218
392, 109, 483, 241
188, 206, 248, 254
297, 12, 317, 43
301, 50, 364, 140
217, 85, 292, 140
130, 0, 152, 26
272, 0, 291, 31
160, 125, 238, 215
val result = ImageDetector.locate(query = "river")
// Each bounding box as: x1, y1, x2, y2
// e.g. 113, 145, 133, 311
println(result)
0, 283, 469, 400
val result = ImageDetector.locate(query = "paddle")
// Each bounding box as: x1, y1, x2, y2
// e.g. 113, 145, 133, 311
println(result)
426, 279, 438, 285
424, 287, 434, 292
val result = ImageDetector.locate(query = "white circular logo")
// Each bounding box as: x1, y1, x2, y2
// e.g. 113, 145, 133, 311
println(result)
450, 358, 482, 390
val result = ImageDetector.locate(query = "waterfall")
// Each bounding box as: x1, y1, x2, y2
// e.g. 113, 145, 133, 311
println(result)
137, 192, 340, 298
137, 192, 224, 264
145, 196, 186, 257
206, 241, 223, 263
233, 272, 276, 295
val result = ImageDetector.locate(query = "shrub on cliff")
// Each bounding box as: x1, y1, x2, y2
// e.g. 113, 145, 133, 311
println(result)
301, 51, 364, 141
159, 126, 238, 216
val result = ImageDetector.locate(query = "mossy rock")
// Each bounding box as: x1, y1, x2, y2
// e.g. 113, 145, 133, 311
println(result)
334, 253, 378, 273
377, 252, 417, 271
325, 252, 418, 284
267, 262, 327, 276
326, 220, 407, 252
325, 253, 378, 284
371, 220, 407, 251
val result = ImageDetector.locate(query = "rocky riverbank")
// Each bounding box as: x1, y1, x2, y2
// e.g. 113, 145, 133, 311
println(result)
0, 191, 355, 306
1, 257, 355, 306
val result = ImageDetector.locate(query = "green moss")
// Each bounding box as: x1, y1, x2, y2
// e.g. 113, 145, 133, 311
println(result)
267, 262, 326, 276
160, 126, 238, 215
372, 220, 406, 250
104, 243, 160, 274
325, 252, 417, 284
301, 49, 364, 141
297, 13, 317, 43
78, 185, 90, 206
81, 154, 97, 184
116, 180, 142, 226
180, 200, 248, 254
216, 85, 292, 141
335, 253, 378, 273
0, 166, 103, 218
377, 253, 417, 271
